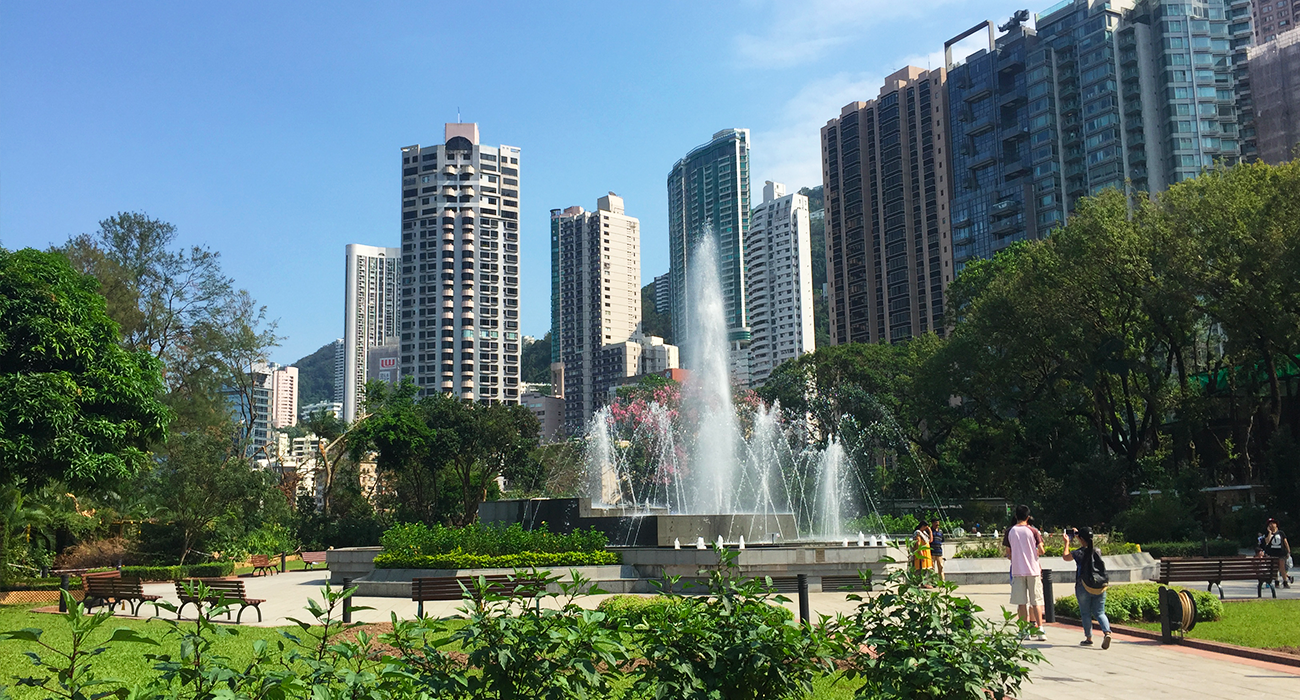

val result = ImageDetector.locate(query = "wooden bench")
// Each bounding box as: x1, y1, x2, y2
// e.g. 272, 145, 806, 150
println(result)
175, 578, 265, 622
300, 551, 327, 570
84, 573, 161, 616
249, 554, 278, 577
411, 574, 546, 617
1157, 556, 1279, 598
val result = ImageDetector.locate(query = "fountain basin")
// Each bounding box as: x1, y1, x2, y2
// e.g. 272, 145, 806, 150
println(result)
618, 544, 905, 592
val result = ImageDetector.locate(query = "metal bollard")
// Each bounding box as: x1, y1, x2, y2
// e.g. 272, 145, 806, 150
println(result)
1158, 586, 1174, 643
342, 577, 352, 623
797, 573, 810, 625
280, 552, 286, 573
1041, 569, 1055, 623
59, 574, 70, 613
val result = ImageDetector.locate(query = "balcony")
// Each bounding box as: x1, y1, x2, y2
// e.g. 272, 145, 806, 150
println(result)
968, 115, 995, 136
963, 83, 993, 102
990, 199, 1022, 216
1001, 124, 1031, 142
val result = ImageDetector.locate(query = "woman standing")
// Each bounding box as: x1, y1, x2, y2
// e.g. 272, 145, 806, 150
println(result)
1258, 518, 1291, 589
1063, 527, 1111, 648
913, 523, 933, 574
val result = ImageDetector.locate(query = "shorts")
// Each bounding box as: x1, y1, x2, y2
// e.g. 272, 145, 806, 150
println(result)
1011, 575, 1043, 607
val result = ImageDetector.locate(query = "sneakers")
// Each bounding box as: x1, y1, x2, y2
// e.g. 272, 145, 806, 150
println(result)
1035, 629, 1048, 642
1102, 633, 1112, 650
1080, 638, 1093, 646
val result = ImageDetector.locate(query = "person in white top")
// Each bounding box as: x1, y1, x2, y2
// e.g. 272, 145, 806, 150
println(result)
1003, 504, 1047, 641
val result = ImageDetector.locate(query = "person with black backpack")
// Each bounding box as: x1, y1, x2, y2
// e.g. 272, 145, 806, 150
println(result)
1063, 527, 1111, 649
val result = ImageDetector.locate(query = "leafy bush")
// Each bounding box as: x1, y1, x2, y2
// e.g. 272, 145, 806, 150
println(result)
952, 541, 1004, 559
185, 562, 235, 578
847, 513, 919, 535
373, 549, 619, 570
240, 523, 299, 557
631, 548, 833, 700
832, 566, 1042, 700
955, 538, 1139, 558
0, 576, 85, 591
1053, 583, 1222, 624
379, 521, 609, 558
1141, 540, 1240, 558
1112, 494, 1205, 543
54, 537, 138, 570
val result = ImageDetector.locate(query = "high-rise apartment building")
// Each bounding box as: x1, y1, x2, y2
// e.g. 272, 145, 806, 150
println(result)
552, 193, 642, 433
1024, 0, 1242, 223
1248, 27, 1300, 163
1229, 0, 1257, 160
330, 338, 345, 405
399, 124, 523, 404
653, 272, 671, 314
268, 363, 299, 429
821, 67, 952, 346
229, 362, 298, 452
343, 244, 399, 423
1252, 0, 1300, 41
944, 18, 1047, 273
745, 181, 815, 385
667, 129, 752, 349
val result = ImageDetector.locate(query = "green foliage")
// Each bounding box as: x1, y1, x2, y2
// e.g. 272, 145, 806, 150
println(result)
289, 340, 341, 406
831, 566, 1042, 700
594, 594, 694, 627
374, 550, 620, 570
952, 541, 1005, 559
640, 282, 673, 344
1112, 494, 1205, 543
520, 332, 552, 384
118, 562, 235, 581
847, 512, 919, 535
237, 523, 299, 558
630, 547, 833, 700
1139, 540, 1240, 558
1054, 583, 1222, 624
380, 521, 608, 557
0, 246, 171, 488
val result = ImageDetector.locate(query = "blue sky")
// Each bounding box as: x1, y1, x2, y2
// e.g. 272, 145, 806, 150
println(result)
2, 0, 1017, 364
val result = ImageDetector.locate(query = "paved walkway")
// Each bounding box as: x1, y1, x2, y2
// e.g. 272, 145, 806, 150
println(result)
105, 572, 1300, 699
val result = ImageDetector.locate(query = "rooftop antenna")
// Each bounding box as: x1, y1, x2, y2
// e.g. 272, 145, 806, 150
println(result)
457, 107, 461, 123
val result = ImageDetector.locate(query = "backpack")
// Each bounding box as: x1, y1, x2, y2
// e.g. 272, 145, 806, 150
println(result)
1082, 548, 1109, 593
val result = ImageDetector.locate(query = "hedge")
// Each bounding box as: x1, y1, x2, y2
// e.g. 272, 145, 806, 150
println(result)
380, 521, 608, 558
374, 549, 620, 570
1054, 583, 1222, 624
119, 562, 236, 581
953, 539, 1140, 559
1141, 540, 1240, 558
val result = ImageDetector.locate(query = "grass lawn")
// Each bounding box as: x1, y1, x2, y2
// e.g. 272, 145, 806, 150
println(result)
1130, 598, 1300, 650
230, 558, 322, 576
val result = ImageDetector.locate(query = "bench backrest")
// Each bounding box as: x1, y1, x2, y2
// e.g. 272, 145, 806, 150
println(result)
301, 551, 327, 563
249, 555, 271, 566
176, 578, 247, 598
87, 577, 144, 596
81, 570, 121, 589
1160, 556, 1275, 578
412, 574, 545, 601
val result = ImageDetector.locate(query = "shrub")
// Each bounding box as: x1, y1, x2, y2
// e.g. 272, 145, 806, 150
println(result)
54, 537, 137, 570
955, 537, 1139, 558
597, 595, 692, 627
239, 523, 299, 557
379, 521, 609, 558
185, 562, 235, 578
1053, 583, 1222, 624
1142, 540, 1240, 558
1, 577, 84, 591
953, 541, 1004, 559
833, 566, 1042, 700
373, 549, 619, 570
1113, 494, 1204, 543
847, 513, 919, 535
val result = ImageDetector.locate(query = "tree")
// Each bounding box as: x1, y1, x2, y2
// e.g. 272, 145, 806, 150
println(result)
350, 380, 539, 526
0, 247, 171, 487
146, 427, 285, 564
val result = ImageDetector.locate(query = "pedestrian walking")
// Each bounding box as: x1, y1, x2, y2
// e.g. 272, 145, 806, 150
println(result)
1004, 504, 1047, 641
930, 518, 947, 582
1063, 527, 1111, 649
1257, 518, 1291, 589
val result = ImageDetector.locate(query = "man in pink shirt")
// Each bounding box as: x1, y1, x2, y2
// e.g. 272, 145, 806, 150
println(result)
1003, 504, 1047, 641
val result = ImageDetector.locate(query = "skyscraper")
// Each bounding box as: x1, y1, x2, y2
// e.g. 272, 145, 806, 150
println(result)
653, 272, 671, 315
343, 244, 399, 422
1248, 27, 1300, 163
944, 17, 1046, 273
1024, 0, 1242, 222
1252, 0, 1299, 41
267, 363, 299, 429
821, 67, 952, 346
330, 338, 345, 405
399, 124, 523, 404
552, 193, 642, 433
667, 129, 752, 351
745, 181, 815, 385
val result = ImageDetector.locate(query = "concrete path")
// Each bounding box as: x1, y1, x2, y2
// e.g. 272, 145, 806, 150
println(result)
114, 572, 1300, 699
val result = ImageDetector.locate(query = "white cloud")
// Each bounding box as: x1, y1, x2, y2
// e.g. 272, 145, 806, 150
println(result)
732, 0, 960, 67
